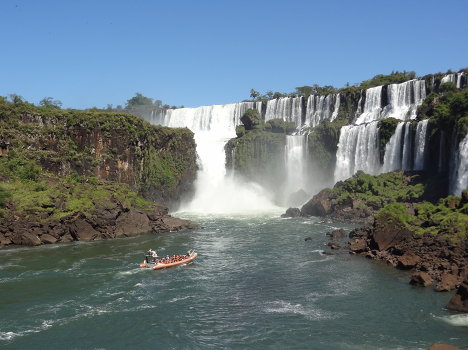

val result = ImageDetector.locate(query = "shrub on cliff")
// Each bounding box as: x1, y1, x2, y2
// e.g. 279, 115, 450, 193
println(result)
377, 118, 400, 162
265, 118, 296, 133
374, 194, 468, 241
240, 109, 261, 130
418, 86, 468, 143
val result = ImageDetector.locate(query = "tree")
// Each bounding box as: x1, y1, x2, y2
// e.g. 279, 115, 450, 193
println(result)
250, 89, 260, 100
39, 97, 62, 109
295, 86, 313, 96
9, 94, 23, 104
126, 93, 153, 109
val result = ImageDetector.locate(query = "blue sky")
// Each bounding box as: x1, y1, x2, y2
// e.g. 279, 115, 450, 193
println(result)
1, 0, 467, 109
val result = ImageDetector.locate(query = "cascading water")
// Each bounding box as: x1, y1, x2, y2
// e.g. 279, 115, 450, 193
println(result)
337, 80, 427, 182
334, 122, 380, 182
283, 135, 308, 206
451, 133, 468, 195
382, 122, 406, 172
401, 122, 413, 170
354, 86, 383, 125
441, 72, 465, 88
265, 97, 303, 127
149, 102, 279, 213
414, 119, 429, 170
383, 80, 426, 120
304, 94, 340, 128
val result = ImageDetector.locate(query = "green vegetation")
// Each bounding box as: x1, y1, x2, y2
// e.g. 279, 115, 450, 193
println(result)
0, 97, 197, 219
377, 118, 400, 162
1, 176, 152, 220
376, 194, 468, 240
39, 97, 62, 109
307, 118, 346, 176
417, 84, 468, 143
331, 171, 425, 210
358, 71, 416, 90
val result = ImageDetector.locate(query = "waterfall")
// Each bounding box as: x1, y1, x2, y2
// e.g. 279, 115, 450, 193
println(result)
414, 119, 429, 170
354, 86, 383, 125
441, 72, 465, 88
150, 102, 278, 213
304, 94, 340, 127
451, 133, 468, 195
383, 79, 426, 121
401, 122, 413, 170
331, 93, 340, 121
265, 97, 303, 127
334, 122, 380, 182
382, 122, 405, 172
284, 135, 308, 206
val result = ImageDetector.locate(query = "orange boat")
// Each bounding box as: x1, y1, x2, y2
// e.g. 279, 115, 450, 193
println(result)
139, 251, 198, 270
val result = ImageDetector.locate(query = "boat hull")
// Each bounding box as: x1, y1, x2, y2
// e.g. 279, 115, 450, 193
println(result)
139, 253, 198, 269
152, 253, 198, 270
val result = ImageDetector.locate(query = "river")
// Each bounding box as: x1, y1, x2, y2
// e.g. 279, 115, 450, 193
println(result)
1, 212, 467, 349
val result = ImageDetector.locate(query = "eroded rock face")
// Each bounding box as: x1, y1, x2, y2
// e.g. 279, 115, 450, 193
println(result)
301, 189, 333, 217
372, 213, 413, 251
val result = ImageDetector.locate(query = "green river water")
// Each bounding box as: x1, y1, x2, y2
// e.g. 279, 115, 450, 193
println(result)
1, 212, 467, 349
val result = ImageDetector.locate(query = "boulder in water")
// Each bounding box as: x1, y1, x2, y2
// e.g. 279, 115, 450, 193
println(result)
281, 207, 302, 218
327, 229, 347, 239
434, 274, 459, 292
409, 272, 433, 287
446, 279, 468, 312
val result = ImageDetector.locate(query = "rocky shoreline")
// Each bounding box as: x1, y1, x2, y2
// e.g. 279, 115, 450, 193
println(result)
286, 171, 468, 313
0, 198, 196, 248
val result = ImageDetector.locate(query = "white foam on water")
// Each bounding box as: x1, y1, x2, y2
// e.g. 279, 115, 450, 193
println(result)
0, 320, 53, 341
434, 313, 468, 327
264, 300, 340, 320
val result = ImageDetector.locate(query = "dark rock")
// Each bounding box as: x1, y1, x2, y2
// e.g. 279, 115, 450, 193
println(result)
304, 237, 312, 241
281, 207, 302, 218
59, 234, 74, 242
301, 189, 333, 217
327, 241, 341, 249
372, 213, 413, 251
322, 251, 334, 255
115, 211, 152, 237
447, 280, 468, 312
71, 219, 100, 241
348, 238, 368, 253
40, 234, 58, 244
461, 190, 468, 205
434, 274, 459, 292
327, 229, 347, 239
10, 232, 42, 246
396, 253, 421, 270
0, 234, 12, 246
410, 272, 433, 287
157, 216, 197, 232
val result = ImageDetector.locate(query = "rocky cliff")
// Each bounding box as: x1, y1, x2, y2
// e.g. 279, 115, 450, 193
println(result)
0, 100, 198, 247
0, 102, 197, 207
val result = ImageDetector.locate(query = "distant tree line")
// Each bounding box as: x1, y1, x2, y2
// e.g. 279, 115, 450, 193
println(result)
247, 69, 466, 101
